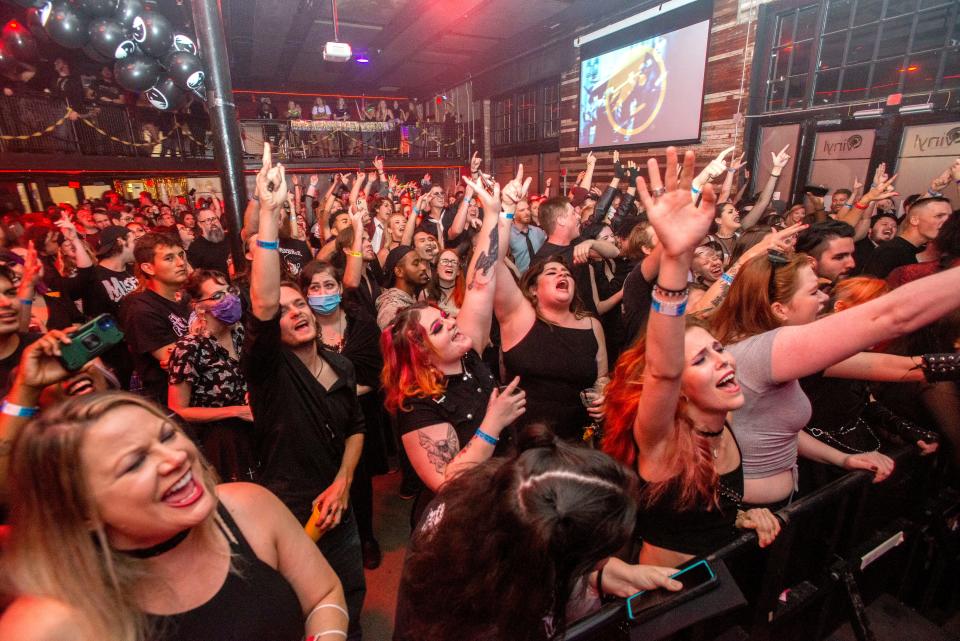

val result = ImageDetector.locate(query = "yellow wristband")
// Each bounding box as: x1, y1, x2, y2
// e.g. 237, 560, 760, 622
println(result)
345, 250, 362, 258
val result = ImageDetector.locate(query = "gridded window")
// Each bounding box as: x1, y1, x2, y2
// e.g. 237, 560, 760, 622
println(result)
766, 5, 819, 110
515, 89, 538, 143
541, 81, 560, 139
493, 97, 512, 146
765, 0, 960, 111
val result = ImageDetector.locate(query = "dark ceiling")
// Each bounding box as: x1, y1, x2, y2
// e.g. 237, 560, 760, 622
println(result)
217, 0, 639, 96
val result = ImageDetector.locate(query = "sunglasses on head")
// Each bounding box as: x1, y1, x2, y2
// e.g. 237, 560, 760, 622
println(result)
767, 250, 789, 301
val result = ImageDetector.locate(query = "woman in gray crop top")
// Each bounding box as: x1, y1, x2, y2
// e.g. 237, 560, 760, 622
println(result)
602, 149, 781, 568
711, 250, 960, 505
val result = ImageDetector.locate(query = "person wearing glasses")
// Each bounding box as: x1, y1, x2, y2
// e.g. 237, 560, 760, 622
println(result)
167, 269, 254, 483
416, 184, 455, 250
426, 248, 466, 318
187, 208, 231, 275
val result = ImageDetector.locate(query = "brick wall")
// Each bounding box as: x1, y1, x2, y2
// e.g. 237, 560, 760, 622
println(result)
559, 0, 763, 180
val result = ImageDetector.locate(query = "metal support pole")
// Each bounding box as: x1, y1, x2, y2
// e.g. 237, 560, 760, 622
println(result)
191, 0, 247, 270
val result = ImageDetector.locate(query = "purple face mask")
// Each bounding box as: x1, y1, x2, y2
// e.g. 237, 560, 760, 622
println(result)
209, 293, 242, 325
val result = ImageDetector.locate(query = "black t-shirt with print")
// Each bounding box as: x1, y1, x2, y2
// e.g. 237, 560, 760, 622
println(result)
278, 238, 313, 277
75, 264, 139, 320
119, 289, 190, 404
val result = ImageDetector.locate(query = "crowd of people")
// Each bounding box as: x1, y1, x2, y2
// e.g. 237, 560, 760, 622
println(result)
0, 140, 958, 641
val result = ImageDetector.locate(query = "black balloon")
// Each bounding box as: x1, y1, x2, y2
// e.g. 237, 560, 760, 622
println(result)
145, 75, 186, 112
69, 0, 118, 17
25, 7, 52, 43
114, 53, 158, 92
113, 0, 142, 30
3, 20, 38, 62
130, 11, 171, 58
88, 18, 133, 60
169, 33, 196, 55
45, 2, 89, 49
163, 51, 203, 88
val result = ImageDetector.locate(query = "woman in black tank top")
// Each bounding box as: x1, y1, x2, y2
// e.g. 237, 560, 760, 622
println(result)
0, 392, 347, 641
496, 254, 607, 442
599, 149, 781, 568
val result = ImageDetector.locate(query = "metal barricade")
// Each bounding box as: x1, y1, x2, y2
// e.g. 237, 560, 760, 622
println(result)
566, 445, 958, 641
0, 92, 78, 155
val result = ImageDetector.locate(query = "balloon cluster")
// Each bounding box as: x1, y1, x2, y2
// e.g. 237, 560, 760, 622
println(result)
2, 0, 206, 112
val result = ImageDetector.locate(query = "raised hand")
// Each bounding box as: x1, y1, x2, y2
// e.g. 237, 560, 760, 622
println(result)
255, 143, 287, 211
862, 170, 898, 203
55, 217, 77, 241
950, 158, 960, 181
729, 152, 746, 172
22, 241, 42, 287
771, 144, 791, 170
470, 150, 483, 176
585, 151, 596, 168
637, 147, 717, 259
462, 175, 501, 214
501, 163, 532, 209
704, 145, 736, 180
930, 166, 952, 193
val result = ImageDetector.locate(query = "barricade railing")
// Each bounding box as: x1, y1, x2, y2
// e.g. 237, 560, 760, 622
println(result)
566, 443, 958, 641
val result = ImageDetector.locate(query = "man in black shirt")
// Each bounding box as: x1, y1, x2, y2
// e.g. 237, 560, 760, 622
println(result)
862, 197, 952, 278
118, 233, 190, 404
245, 152, 365, 639
533, 196, 619, 315
187, 208, 231, 274
79, 225, 138, 319
621, 220, 661, 346
852, 212, 897, 276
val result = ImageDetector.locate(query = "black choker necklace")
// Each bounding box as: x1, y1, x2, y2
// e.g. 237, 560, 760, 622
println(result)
119, 528, 191, 559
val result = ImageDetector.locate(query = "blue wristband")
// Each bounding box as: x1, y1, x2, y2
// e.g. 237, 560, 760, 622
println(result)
256, 239, 280, 250
690, 186, 701, 195
500, 211, 515, 220
474, 428, 499, 446
651, 298, 688, 317
1, 401, 39, 417
721, 272, 734, 286
19, 298, 33, 306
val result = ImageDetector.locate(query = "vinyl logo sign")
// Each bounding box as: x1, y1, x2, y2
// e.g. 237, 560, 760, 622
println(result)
813, 129, 875, 160
901, 122, 960, 158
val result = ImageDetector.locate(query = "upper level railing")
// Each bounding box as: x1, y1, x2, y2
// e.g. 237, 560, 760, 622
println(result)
238, 118, 468, 161
0, 90, 468, 163
0, 90, 212, 159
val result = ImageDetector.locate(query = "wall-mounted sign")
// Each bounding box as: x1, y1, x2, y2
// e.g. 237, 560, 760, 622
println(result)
812, 129, 875, 161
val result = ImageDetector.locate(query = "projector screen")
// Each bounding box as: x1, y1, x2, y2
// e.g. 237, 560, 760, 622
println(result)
578, 19, 710, 150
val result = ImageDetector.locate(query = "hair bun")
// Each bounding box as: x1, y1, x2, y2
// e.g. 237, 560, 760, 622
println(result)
516, 423, 558, 453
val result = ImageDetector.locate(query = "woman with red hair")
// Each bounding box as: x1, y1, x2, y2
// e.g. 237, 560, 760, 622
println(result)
602, 148, 781, 567
380, 168, 527, 526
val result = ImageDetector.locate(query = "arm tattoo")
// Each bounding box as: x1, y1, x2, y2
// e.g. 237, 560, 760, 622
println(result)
468, 224, 499, 290
418, 425, 460, 475
709, 282, 731, 309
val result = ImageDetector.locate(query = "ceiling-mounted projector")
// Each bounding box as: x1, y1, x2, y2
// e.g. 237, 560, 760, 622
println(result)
323, 41, 352, 62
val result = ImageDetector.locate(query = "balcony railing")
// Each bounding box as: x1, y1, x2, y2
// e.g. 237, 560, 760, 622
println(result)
0, 90, 469, 163
238, 118, 467, 161
0, 90, 212, 159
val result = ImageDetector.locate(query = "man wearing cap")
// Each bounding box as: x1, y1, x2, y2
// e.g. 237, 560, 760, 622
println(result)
375, 245, 429, 329
77, 225, 138, 319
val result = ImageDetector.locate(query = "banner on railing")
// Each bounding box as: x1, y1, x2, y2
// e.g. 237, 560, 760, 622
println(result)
288, 119, 395, 133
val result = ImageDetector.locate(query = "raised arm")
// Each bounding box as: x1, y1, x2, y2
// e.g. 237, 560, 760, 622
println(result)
771, 263, 960, 382
719, 153, 744, 203
741, 145, 789, 229
633, 148, 717, 451
401, 194, 426, 247
342, 208, 365, 290
456, 169, 515, 354
249, 144, 289, 321
581, 151, 597, 192
447, 157, 479, 241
